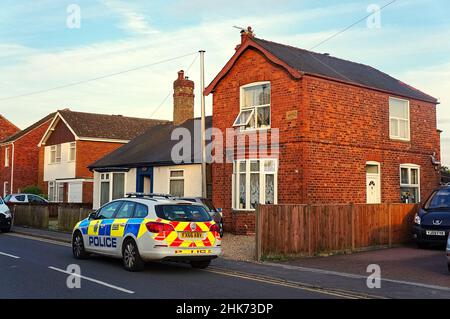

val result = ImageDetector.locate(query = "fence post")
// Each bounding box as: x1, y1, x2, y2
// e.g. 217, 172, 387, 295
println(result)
255, 205, 262, 262
307, 205, 312, 257
350, 203, 355, 252
388, 204, 392, 247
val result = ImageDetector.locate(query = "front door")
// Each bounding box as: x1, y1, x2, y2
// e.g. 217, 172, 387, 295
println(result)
366, 163, 381, 204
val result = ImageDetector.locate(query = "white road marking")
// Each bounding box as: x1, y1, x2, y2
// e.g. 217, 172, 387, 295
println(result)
264, 262, 450, 292
48, 266, 135, 294
5, 233, 71, 247
0, 251, 20, 259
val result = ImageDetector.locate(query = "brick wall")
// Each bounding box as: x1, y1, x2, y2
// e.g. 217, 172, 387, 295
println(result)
0, 119, 51, 195
211, 47, 440, 234
75, 140, 124, 179
0, 116, 19, 141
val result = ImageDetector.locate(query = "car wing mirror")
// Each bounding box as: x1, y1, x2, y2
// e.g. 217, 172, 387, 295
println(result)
88, 211, 97, 220
217, 208, 223, 213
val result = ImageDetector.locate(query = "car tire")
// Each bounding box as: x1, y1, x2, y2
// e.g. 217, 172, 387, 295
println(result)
191, 260, 211, 269
122, 239, 145, 272
417, 242, 428, 249
72, 231, 89, 259
219, 222, 224, 238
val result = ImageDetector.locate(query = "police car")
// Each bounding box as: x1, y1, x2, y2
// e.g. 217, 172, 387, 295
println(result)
72, 193, 222, 271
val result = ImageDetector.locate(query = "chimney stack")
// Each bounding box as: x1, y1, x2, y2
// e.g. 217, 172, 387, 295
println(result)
236, 26, 254, 50
173, 70, 195, 126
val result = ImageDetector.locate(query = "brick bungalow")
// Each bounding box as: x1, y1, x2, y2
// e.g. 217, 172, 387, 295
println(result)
37, 109, 167, 204
89, 70, 213, 209
0, 113, 54, 196
205, 29, 441, 234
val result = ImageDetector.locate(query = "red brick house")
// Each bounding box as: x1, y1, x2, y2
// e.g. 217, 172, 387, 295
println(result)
0, 115, 20, 141
0, 113, 54, 196
38, 109, 167, 204
205, 29, 441, 234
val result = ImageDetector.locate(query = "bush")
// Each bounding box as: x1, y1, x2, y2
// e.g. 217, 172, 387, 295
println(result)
22, 185, 44, 196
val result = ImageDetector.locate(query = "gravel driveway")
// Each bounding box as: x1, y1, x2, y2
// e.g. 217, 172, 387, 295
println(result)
221, 233, 255, 261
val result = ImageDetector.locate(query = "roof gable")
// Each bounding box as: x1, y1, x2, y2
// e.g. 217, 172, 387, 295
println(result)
1, 113, 54, 144
205, 37, 437, 104
39, 110, 169, 146
0, 115, 20, 142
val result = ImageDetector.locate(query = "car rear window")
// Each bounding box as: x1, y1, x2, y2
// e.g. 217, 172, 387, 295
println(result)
155, 205, 212, 222
425, 189, 450, 210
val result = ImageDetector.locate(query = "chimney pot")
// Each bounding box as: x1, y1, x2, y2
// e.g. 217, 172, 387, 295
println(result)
240, 26, 254, 45
177, 70, 185, 80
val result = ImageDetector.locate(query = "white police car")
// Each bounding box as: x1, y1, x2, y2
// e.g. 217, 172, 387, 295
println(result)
72, 193, 222, 271
0, 197, 12, 232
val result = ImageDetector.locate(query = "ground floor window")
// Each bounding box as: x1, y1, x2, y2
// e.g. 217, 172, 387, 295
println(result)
169, 170, 184, 197
400, 164, 420, 203
232, 159, 277, 210
99, 172, 125, 206
48, 181, 65, 202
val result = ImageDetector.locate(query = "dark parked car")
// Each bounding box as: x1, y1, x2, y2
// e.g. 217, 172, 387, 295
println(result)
178, 197, 223, 237
413, 186, 450, 248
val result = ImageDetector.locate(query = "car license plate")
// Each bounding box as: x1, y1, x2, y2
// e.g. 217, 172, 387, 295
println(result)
426, 230, 446, 236
179, 231, 203, 239
175, 249, 212, 255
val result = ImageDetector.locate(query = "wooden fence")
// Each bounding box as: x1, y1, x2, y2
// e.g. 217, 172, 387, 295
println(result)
9, 204, 93, 231
255, 203, 419, 260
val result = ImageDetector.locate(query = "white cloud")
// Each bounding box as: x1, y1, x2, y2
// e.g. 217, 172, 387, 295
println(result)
100, 0, 159, 35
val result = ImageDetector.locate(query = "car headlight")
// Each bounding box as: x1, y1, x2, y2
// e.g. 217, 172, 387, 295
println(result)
414, 214, 421, 225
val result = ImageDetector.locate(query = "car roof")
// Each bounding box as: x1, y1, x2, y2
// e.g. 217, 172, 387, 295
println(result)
111, 197, 203, 206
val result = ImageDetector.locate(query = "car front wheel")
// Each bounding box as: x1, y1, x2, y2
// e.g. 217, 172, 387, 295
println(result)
122, 239, 145, 272
72, 232, 89, 259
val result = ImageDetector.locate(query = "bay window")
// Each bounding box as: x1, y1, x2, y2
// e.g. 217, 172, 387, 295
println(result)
232, 159, 277, 210
233, 82, 270, 130
400, 164, 420, 203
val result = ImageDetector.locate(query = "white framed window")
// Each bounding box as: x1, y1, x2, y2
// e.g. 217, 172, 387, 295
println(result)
69, 142, 76, 162
57, 183, 65, 203
400, 164, 420, 203
112, 173, 125, 200
100, 173, 111, 206
232, 159, 277, 210
50, 145, 62, 164
389, 97, 410, 141
3, 181, 10, 197
233, 82, 271, 130
4, 147, 9, 167
169, 170, 184, 197
48, 181, 56, 202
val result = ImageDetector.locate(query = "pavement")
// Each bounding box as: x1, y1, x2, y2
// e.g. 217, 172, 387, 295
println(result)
2, 226, 450, 299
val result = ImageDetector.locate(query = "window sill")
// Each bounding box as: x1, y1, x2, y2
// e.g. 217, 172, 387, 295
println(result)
232, 209, 256, 213
237, 127, 271, 134
389, 137, 410, 143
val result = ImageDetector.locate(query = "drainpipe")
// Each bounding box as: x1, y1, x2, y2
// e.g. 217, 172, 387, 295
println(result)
10, 142, 14, 193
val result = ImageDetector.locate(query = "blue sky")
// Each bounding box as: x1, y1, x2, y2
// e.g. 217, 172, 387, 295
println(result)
0, 0, 449, 163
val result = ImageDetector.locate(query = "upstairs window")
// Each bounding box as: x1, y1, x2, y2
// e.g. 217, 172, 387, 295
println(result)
50, 145, 62, 164
389, 97, 410, 141
233, 82, 271, 130
69, 142, 76, 162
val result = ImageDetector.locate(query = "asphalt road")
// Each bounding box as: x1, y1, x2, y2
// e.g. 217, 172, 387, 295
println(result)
0, 234, 341, 299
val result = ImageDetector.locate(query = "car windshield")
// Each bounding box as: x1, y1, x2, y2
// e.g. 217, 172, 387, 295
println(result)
155, 204, 212, 222
3, 195, 10, 203
424, 189, 450, 210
